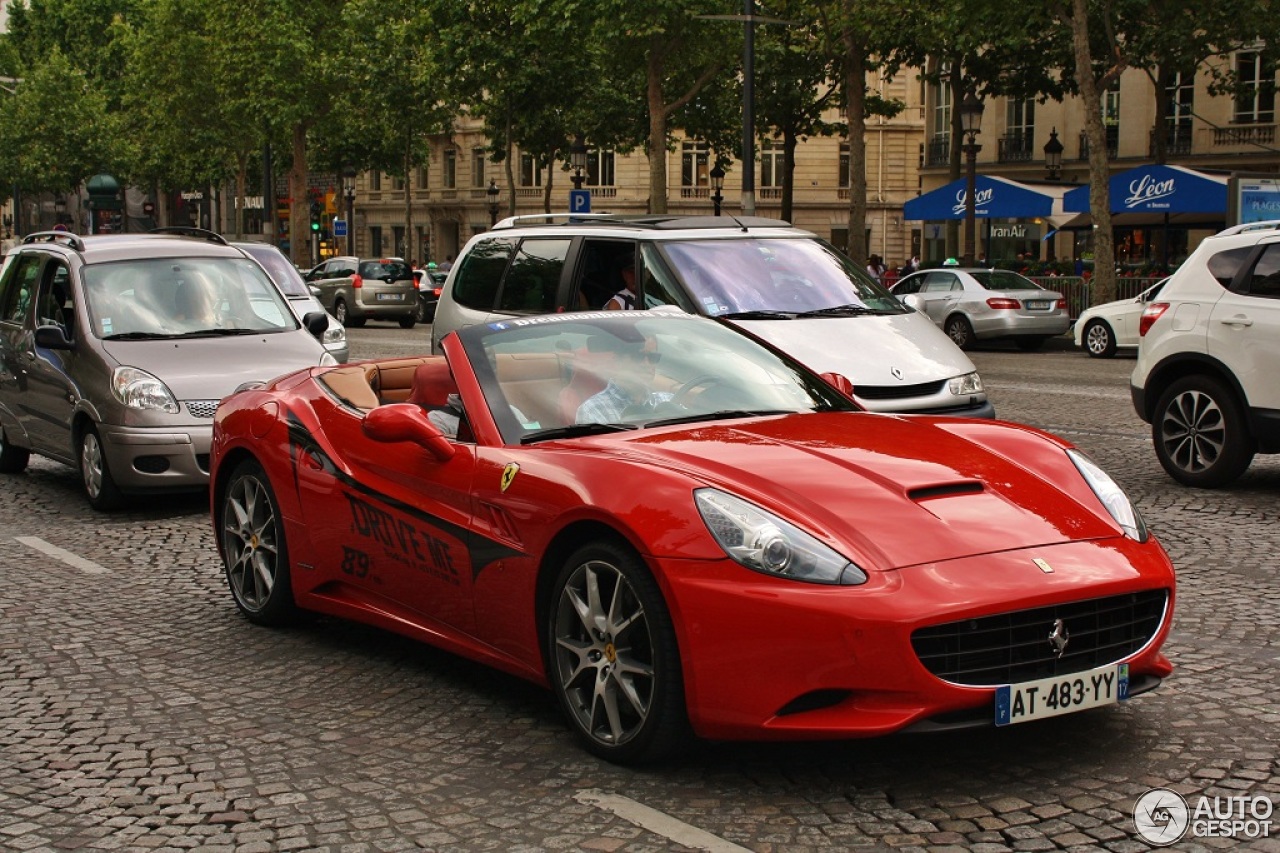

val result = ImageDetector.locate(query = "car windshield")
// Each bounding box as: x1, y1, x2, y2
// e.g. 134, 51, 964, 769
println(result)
359, 260, 413, 281
457, 312, 858, 445
658, 238, 906, 316
240, 244, 309, 297
83, 257, 299, 338
968, 270, 1043, 291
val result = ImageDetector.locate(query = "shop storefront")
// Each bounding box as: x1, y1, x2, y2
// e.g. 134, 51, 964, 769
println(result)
904, 175, 1064, 263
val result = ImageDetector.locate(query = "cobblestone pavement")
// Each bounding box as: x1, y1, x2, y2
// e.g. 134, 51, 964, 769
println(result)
1, 329, 1277, 852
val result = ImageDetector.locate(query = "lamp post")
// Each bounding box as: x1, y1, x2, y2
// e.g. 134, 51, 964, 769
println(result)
1043, 128, 1064, 181
709, 165, 725, 216
959, 91, 985, 267
569, 135, 587, 191
487, 179, 500, 227
342, 165, 357, 255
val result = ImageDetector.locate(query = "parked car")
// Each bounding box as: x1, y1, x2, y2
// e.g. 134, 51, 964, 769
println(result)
212, 311, 1173, 764
234, 241, 349, 363
430, 215, 992, 417
1132, 221, 1280, 487
891, 267, 1070, 351
304, 256, 417, 328
0, 230, 335, 509
412, 266, 447, 324
1073, 279, 1168, 358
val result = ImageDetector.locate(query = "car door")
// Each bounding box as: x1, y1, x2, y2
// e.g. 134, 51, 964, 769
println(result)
22, 258, 79, 456
918, 272, 963, 325
1210, 242, 1280, 411
0, 253, 43, 444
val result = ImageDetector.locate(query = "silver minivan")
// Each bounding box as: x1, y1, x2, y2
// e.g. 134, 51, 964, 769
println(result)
0, 230, 336, 509
304, 256, 418, 328
430, 215, 992, 417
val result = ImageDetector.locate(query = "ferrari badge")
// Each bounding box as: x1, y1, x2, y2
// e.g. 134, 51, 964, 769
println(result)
500, 463, 520, 493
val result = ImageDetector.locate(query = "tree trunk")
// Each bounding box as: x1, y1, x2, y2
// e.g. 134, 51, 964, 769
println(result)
234, 155, 248, 240
647, 46, 668, 215
1069, 0, 1121, 306
946, 64, 964, 262
841, 18, 868, 265
1152, 66, 1170, 165
403, 144, 415, 263
289, 123, 309, 269
782, 127, 798, 223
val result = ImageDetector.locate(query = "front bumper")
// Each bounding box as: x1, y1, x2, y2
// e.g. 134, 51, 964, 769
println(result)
655, 537, 1175, 741
100, 422, 212, 492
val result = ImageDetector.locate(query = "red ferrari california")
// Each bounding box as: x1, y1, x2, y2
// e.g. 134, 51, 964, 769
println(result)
210, 311, 1175, 763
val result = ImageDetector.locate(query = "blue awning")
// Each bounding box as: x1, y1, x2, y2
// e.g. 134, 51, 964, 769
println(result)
1062, 164, 1228, 214
903, 175, 1058, 220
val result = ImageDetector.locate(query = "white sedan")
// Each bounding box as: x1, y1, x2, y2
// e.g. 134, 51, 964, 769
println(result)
1073, 279, 1168, 358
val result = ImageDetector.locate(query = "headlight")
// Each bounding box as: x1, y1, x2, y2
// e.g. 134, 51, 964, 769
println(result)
322, 325, 346, 346
694, 489, 867, 585
111, 367, 179, 413
948, 371, 984, 396
319, 352, 339, 366
1067, 449, 1148, 541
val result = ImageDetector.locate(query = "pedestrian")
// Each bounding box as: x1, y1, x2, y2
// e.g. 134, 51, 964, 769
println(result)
439, 254, 455, 272
866, 254, 887, 282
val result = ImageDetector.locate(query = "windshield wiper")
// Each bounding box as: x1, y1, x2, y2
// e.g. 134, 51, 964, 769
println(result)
101, 331, 179, 341
642, 409, 794, 428
170, 328, 263, 338
520, 422, 640, 444
718, 310, 796, 320
796, 304, 875, 317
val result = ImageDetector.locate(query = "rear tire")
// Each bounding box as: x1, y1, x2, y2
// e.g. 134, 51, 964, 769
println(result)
399, 315, 417, 329
1083, 320, 1117, 358
944, 315, 975, 350
1153, 375, 1254, 488
220, 458, 300, 625
0, 425, 30, 474
80, 423, 125, 511
334, 299, 350, 327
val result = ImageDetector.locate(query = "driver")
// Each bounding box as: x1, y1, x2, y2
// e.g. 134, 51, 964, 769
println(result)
575, 334, 674, 424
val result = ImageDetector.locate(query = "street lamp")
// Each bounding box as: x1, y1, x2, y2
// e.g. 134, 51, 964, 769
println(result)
342, 165, 357, 255
959, 91, 985, 267
487, 179, 500, 227
1043, 127, 1064, 181
709, 165, 725, 216
570, 135, 587, 191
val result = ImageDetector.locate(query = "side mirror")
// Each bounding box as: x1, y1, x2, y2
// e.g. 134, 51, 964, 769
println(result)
903, 294, 925, 312
820, 372, 856, 400
34, 325, 73, 350
302, 311, 328, 338
362, 403, 455, 462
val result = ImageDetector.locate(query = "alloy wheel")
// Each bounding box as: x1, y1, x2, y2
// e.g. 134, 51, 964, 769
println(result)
1159, 389, 1225, 474
223, 472, 280, 612
81, 431, 105, 499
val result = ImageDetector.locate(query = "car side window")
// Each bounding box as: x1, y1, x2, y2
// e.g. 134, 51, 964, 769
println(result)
570, 240, 633, 311
35, 262, 75, 338
893, 277, 922, 295
1246, 244, 1280, 298
1206, 246, 1253, 289
922, 273, 957, 293
638, 244, 696, 311
452, 238, 515, 311
496, 238, 570, 313
0, 255, 43, 325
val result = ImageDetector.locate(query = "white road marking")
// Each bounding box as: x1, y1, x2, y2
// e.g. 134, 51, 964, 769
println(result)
16, 536, 110, 575
574, 789, 752, 852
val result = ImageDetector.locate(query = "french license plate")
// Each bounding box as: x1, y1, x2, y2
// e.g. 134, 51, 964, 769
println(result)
376, 293, 402, 302
995, 663, 1128, 726
1025, 299, 1051, 310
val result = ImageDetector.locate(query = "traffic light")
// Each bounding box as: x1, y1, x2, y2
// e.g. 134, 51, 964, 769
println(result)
309, 201, 321, 233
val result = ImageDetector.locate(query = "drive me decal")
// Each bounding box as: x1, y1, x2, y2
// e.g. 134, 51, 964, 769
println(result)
345, 492, 461, 587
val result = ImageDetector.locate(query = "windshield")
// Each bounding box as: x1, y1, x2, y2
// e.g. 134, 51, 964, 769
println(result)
83, 257, 300, 339
968, 270, 1043, 291
359, 260, 414, 281
240, 244, 309, 297
458, 312, 857, 445
658, 238, 905, 316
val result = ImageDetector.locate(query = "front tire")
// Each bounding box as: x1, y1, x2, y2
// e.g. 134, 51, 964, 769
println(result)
1083, 320, 1117, 358
1153, 375, 1254, 488
220, 459, 300, 625
0, 425, 30, 474
944, 315, 975, 350
80, 424, 125, 511
547, 540, 688, 764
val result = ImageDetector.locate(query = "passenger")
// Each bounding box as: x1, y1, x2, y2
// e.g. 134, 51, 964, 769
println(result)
603, 252, 638, 310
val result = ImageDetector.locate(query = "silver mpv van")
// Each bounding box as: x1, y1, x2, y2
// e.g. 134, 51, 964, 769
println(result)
0, 230, 336, 509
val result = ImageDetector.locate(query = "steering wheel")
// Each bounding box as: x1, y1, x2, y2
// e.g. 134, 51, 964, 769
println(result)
673, 374, 722, 405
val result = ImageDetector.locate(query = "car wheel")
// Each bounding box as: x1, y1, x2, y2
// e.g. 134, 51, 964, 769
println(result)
79, 424, 125, 511
334, 299, 351, 327
1083, 320, 1117, 358
1015, 336, 1048, 351
548, 539, 688, 764
413, 296, 427, 324
1153, 375, 1255, 488
399, 315, 417, 329
944, 315, 975, 350
0, 425, 30, 474
220, 458, 300, 625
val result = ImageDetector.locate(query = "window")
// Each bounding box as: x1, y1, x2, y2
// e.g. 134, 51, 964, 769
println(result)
452, 238, 515, 310
1247, 244, 1280, 298
923, 272, 960, 292
444, 149, 456, 188
416, 166, 428, 190
760, 140, 784, 188
391, 176, 405, 191
639, 244, 696, 312
393, 226, 406, 259
586, 149, 615, 186
681, 141, 710, 188
496, 239, 571, 313
838, 143, 850, 189
369, 226, 383, 257
369, 172, 382, 191
0, 255, 42, 324
1103, 80, 1121, 133
932, 79, 952, 144
472, 147, 487, 187
1165, 69, 1195, 150
520, 153, 543, 187
1235, 51, 1275, 124
36, 262, 74, 338
1206, 246, 1252, 288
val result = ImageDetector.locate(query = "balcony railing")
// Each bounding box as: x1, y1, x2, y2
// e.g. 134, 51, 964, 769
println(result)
758, 187, 782, 200
1213, 124, 1276, 147
680, 187, 711, 199
926, 138, 950, 166
1148, 129, 1193, 157
997, 133, 1034, 162
590, 187, 618, 198
1078, 128, 1119, 160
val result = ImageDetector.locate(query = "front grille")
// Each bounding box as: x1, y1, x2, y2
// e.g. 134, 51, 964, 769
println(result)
911, 590, 1168, 686
133, 455, 170, 474
854, 379, 947, 401
186, 400, 219, 418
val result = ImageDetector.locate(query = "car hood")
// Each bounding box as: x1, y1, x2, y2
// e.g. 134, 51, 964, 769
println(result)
729, 312, 976, 385
101, 333, 324, 399
598, 412, 1119, 570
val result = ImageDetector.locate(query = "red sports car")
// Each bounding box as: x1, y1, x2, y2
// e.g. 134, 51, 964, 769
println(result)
210, 311, 1175, 764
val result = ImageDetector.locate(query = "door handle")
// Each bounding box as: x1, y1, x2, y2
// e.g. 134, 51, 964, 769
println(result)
1219, 315, 1253, 327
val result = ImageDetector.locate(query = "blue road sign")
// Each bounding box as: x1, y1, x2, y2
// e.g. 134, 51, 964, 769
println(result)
569, 190, 591, 214
333, 219, 348, 237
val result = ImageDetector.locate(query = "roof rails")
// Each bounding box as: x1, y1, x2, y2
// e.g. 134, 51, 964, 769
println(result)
21, 231, 86, 252
490, 212, 794, 231
492, 213, 623, 229
1215, 220, 1280, 237
148, 226, 229, 245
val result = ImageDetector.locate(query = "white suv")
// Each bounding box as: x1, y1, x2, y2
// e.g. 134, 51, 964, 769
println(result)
1132, 220, 1280, 487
